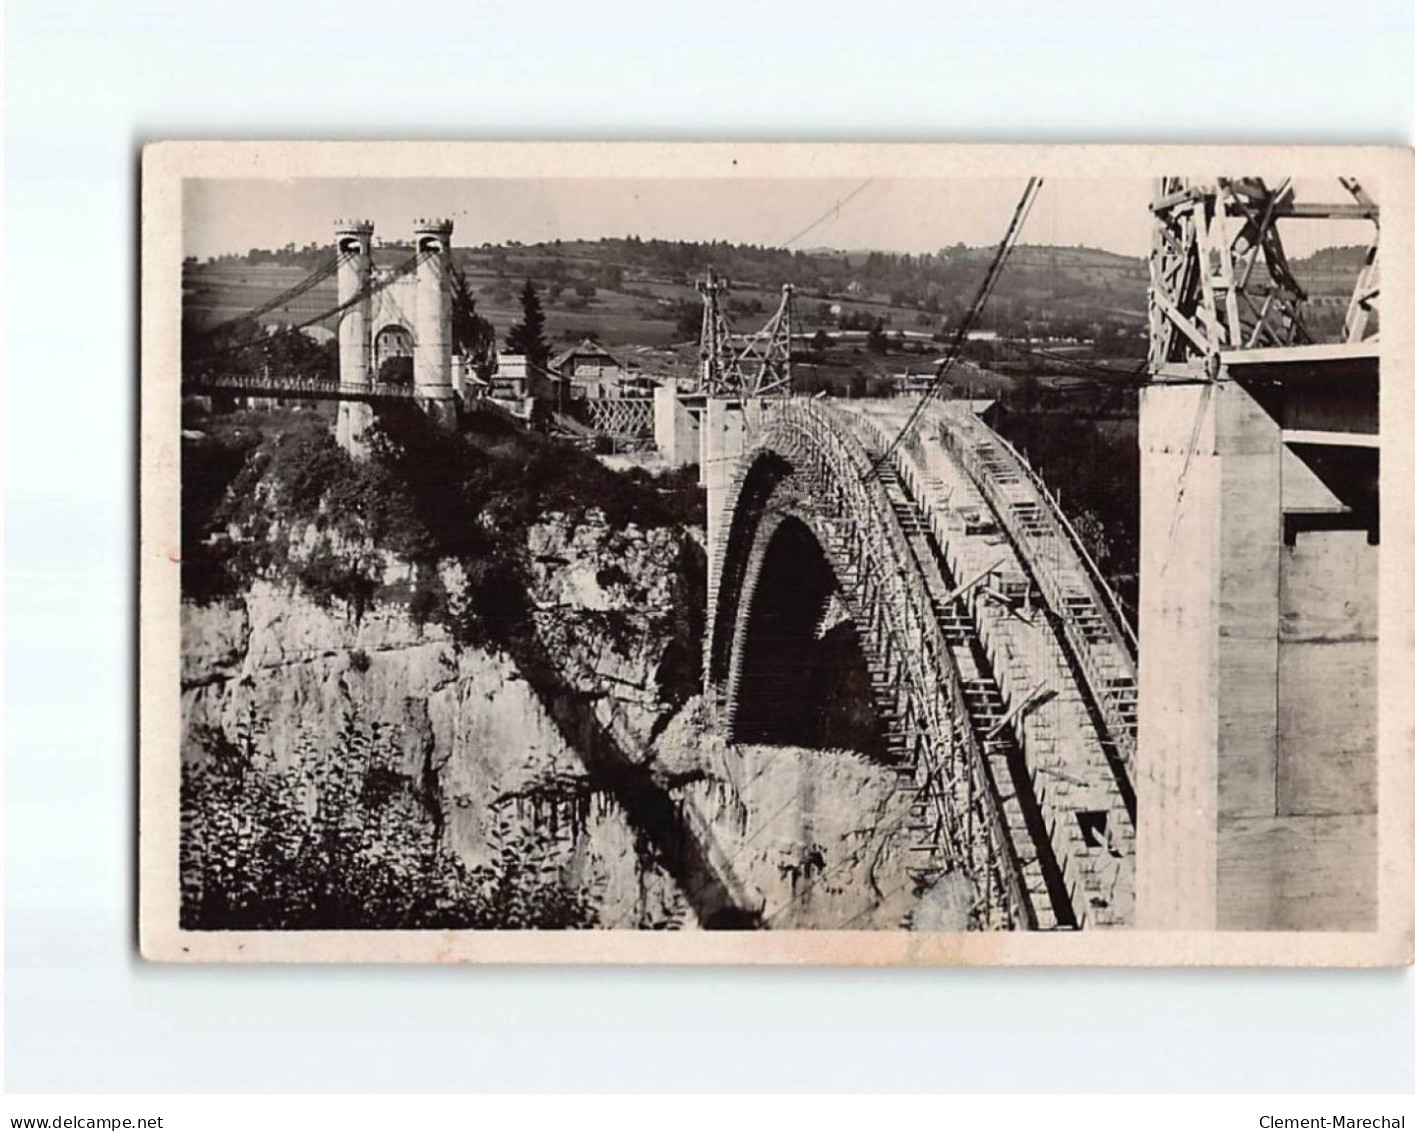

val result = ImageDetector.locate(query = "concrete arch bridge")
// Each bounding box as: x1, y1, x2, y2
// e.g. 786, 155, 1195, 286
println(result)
702, 397, 1138, 929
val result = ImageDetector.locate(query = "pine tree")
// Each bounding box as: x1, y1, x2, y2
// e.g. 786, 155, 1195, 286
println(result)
505, 279, 550, 371
450, 267, 497, 379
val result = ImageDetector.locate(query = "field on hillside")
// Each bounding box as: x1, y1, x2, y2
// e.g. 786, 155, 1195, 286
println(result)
184, 257, 951, 357
187, 233, 1365, 359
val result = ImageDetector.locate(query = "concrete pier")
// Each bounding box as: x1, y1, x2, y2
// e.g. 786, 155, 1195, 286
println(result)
1136, 348, 1378, 930
701, 397, 770, 595
653, 379, 702, 467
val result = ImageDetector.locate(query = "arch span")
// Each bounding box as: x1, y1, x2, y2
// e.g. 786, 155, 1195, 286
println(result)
705, 398, 1138, 931
728, 512, 884, 755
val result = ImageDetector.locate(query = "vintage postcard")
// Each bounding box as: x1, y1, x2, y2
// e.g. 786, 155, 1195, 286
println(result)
140, 142, 1415, 963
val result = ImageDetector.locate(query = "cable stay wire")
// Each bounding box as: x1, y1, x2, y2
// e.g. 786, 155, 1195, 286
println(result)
781, 179, 876, 250
187, 251, 424, 370
203, 250, 346, 336
285, 251, 421, 336
863, 177, 1043, 479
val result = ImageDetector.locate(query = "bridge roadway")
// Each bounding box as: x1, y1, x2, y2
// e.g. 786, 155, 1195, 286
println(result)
838, 400, 1135, 927
182, 373, 417, 404
708, 396, 1137, 929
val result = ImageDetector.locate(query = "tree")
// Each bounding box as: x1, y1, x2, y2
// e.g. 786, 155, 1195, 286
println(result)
1013, 369, 1041, 412
262, 325, 337, 378
450, 268, 497, 380
675, 299, 703, 341
866, 319, 889, 355
505, 279, 550, 371
379, 355, 413, 387
810, 329, 834, 352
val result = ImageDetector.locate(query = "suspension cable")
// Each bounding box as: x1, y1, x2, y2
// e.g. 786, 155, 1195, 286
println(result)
781, 178, 876, 249
203, 250, 345, 336
187, 251, 423, 368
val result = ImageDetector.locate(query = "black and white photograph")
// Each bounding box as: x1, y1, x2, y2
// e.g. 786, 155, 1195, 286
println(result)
138, 143, 1411, 962
9, 0, 1415, 1114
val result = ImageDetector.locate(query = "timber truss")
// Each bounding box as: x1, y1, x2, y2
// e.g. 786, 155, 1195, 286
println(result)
584, 396, 655, 443
1148, 177, 1379, 371
697, 269, 795, 397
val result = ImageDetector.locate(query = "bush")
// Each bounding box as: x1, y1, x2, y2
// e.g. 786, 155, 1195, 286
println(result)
408, 574, 447, 627
191, 394, 706, 646
180, 711, 599, 930
295, 541, 379, 617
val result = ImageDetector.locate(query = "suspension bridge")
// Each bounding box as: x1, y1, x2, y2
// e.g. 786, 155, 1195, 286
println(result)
183, 218, 460, 454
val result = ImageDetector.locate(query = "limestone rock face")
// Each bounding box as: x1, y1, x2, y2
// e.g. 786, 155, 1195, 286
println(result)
180, 513, 699, 929
180, 509, 923, 931
651, 701, 921, 930
525, 510, 693, 750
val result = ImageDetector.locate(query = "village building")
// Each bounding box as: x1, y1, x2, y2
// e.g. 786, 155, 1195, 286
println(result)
552, 338, 632, 399
488, 353, 566, 417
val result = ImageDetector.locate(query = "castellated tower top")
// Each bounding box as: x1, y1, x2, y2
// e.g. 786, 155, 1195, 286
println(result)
414, 218, 454, 254
334, 219, 374, 256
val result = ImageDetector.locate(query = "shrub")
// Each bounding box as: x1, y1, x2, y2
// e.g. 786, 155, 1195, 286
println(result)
408, 575, 446, 627
180, 711, 599, 930
295, 542, 379, 617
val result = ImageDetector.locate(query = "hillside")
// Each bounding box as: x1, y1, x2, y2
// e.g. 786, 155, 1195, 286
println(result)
185, 236, 1369, 377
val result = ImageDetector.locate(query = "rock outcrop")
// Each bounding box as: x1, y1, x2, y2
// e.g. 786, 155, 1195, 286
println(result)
181, 508, 920, 930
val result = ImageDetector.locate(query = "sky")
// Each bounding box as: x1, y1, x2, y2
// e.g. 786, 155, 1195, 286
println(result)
183, 176, 1372, 262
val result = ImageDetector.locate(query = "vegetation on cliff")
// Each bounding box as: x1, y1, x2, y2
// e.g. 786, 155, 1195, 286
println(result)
182, 707, 599, 930
181, 405, 710, 930
182, 404, 704, 640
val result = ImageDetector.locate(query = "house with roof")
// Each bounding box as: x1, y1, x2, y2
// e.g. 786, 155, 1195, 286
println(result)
552, 338, 630, 399
489, 354, 566, 417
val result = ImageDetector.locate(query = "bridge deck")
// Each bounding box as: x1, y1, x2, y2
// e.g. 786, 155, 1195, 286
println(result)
836, 400, 1136, 927
928, 403, 1139, 789
182, 374, 417, 403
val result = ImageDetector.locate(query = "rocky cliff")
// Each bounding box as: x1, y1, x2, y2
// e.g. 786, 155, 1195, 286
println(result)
182, 503, 926, 930
183, 509, 705, 928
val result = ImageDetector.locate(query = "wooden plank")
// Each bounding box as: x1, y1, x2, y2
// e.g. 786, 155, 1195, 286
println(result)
1274, 201, 1378, 220
1151, 287, 1214, 356
1221, 341, 1380, 369
1283, 429, 1380, 449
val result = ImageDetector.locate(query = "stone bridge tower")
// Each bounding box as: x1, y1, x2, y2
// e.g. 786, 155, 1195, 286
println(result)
334, 219, 374, 455
413, 218, 456, 426
331, 217, 458, 456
